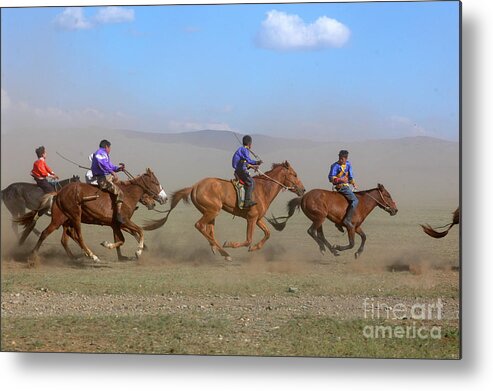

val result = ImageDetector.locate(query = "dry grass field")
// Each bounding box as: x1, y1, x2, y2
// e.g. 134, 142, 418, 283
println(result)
1, 200, 460, 358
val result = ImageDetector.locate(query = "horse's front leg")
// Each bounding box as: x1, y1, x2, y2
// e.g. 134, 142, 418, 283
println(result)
354, 226, 366, 259
334, 227, 356, 252
223, 217, 256, 249
249, 218, 270, 251
100, 226, 125, 252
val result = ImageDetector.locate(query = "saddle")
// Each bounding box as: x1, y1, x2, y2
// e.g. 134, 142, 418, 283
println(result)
232, 173, 247, 210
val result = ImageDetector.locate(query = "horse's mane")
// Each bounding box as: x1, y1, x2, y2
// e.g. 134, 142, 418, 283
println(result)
253, 162, 288, 180
355, 188, 379, 194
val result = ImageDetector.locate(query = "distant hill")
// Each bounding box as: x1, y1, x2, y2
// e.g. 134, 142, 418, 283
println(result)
1, 128, 459, 207
118, 129, 320, 154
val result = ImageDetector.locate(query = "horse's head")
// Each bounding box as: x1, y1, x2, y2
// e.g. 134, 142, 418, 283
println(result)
377, 183, 398, 216
275, 161, 305, 196
137, 168, 168, 205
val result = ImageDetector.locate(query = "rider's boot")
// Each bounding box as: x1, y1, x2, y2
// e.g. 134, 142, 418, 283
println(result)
342, 204, 356, 229
115, 202, 124, 224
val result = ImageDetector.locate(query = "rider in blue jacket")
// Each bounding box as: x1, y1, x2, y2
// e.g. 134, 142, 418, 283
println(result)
232, 135, 262, 208
329, 150, 359, 229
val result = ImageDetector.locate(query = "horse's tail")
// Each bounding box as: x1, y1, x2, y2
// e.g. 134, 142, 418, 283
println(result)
15, 194, 54, 245
266, 196, 303, 232
421, 208, 459, 239
420, 223, 455, 238
143, 187, 193, 231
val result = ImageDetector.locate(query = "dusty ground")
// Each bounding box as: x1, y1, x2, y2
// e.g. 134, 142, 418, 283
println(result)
1, 204, 460, 357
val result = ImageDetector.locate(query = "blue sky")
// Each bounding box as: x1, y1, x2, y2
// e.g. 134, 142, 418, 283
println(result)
1, 1, 460, 141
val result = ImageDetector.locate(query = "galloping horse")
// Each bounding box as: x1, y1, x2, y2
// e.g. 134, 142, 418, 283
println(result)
421, 207, 459, 238
143, 161, 305, 261
267, 184, 398, 258
17, 191, 157, 261
1, 175, 80, 237
16, 168, 167, 264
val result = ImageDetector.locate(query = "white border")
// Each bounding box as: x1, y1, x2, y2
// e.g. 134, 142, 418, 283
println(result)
2, 0, 492, 389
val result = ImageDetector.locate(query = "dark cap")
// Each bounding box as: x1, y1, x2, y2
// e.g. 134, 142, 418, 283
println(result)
35, 146, 46, 158
99, 139, 111, 148
242, 135, 252, 146
338, 150, 349, 157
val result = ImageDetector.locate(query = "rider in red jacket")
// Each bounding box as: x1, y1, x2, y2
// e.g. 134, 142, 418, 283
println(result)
31, 146, 59, 193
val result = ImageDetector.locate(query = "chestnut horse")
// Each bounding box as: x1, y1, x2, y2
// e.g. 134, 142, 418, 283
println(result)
16, 169, 167, 264
143, 161, 305, 261
17, 191, 157, 261
421, 207, 459, 238
267, 184, 398, 258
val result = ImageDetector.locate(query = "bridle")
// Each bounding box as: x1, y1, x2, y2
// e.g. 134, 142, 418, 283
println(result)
364, 188, 394, 213
126, 170, 163, 202
256, 168, 297, 192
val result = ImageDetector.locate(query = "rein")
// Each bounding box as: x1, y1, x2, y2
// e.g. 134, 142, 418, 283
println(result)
125, 170, 163, 201
256, 168, 295, 192
363, 189, 393, 212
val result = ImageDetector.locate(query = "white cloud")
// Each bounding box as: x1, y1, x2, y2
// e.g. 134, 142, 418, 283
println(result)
54, 7, 134, 31
1, 90, 135, 133
256, 10, 350, 51
94, 7, 135, 24
54, 7, 92, 30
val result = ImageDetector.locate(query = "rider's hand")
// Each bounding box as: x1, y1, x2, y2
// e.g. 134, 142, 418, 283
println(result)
257, 160, 263, 165
118, 164, 125, 172
353, 183, 359, 190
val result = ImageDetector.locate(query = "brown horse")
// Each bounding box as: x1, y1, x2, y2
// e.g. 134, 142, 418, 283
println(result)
267, 184, 398, 258
421, 207, 459, 238
17, 169, 167, 264
143, 161, 305, 261
17, 191, 157, 261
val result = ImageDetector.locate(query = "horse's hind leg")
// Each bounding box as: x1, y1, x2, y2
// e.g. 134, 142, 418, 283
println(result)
61, 224, 77, 259
69, 215, 100, 263
307, 220, 327, 254
317, 225, 339, 256
29, 208, 67, 266
354, 226, 366, 259
206, 220, 219, 254
195, 212, 232, 261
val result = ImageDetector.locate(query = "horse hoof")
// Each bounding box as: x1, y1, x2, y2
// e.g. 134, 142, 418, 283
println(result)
89, 254, 100, 262
354, 252, 361, 259
319, 248, 326, 255
211, 247, 217, 254
135, 249, 143, 258
101, 241, 110, 249
223, 241, 230, 248
225, 256, 232, 262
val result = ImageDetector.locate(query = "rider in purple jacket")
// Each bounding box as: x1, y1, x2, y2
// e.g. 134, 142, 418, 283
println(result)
91, 140, 125, 224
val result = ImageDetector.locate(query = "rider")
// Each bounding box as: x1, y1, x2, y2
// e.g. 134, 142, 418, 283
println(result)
329, 150, 359, 229
91, 139, 126, 224
31, 146, 59, 193
232, 135, 263, 208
